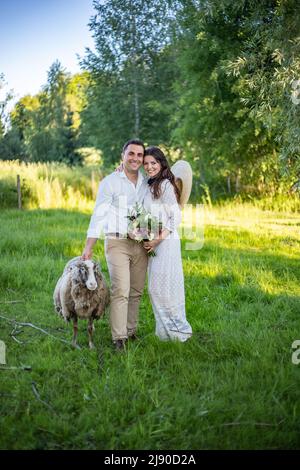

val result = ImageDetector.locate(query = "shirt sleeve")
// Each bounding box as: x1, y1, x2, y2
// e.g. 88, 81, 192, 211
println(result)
87, 177, 113, 238
161, 180, 182, 232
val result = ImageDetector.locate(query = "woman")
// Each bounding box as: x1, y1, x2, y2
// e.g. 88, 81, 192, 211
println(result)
142, 146, 192, 342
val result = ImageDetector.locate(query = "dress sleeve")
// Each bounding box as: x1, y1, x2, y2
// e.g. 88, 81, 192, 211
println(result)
87, 177, 113, 238
161, 180, 182, 233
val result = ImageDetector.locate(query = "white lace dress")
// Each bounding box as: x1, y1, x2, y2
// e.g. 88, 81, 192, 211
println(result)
143, 179, 192, 342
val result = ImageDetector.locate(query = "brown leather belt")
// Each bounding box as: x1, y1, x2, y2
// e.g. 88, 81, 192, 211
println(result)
107, 233, 129, 239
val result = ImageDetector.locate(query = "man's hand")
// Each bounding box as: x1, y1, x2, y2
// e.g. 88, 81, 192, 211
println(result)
81, 238, 97, 260
81, 248, 93, 260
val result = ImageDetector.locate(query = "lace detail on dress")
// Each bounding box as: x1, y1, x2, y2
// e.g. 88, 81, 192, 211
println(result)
143, 180, 192, 342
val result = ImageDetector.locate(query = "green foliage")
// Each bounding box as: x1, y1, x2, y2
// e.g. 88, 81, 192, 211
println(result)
76, 147, 103, 167
171, 0, 300, 193
0, 73, 14, 137
1, 64, 90, 164
0, 127, 26, 160
222, 0, 300, 179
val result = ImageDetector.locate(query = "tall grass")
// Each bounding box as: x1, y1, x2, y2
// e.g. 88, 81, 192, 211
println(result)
1, 160, 300, 213
0, 160, 102, 211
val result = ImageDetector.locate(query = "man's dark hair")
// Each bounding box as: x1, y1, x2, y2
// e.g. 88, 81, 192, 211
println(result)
122, 139, 145, 155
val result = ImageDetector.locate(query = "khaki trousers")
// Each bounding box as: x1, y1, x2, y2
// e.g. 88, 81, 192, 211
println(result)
104, 238, 148, 341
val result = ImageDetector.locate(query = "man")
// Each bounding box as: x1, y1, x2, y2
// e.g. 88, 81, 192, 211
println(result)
81, 139, 148, 352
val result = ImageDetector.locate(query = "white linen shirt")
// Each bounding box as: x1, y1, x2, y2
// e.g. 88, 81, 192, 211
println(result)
87, 170, 148, 239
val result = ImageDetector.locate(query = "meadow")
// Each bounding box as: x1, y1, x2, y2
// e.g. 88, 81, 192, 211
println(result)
0, 161, 300, 449
0, 160, 101, 211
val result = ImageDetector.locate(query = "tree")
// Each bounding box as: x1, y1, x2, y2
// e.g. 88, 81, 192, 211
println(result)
6, 63, 88, 164
171, 0, 288, 195
0, 73, 14, 139
81, 0, 179, 164
223, 0, 300, 181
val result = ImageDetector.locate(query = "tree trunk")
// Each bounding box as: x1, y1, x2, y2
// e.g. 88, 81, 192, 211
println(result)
133, 73, 140, 137
227, 175, 231, 194
131, 13, 140, 137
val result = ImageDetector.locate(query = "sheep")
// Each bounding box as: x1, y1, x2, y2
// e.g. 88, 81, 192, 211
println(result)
53, 256, 110, 349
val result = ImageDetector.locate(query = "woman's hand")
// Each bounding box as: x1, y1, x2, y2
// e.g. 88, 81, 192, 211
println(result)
127, 231, 136, 240
115, 162, 124, 172
143, 239, 160, 254
81, 248, 93, 260
143, 228, 170, 253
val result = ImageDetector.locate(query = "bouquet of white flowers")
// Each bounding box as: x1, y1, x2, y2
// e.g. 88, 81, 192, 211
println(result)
126, 203, 162, 256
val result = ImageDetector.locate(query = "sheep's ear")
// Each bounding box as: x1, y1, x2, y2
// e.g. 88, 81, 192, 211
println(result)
76, 261, 85, 268
66, 265, 74, 273
94, 263, 101, 274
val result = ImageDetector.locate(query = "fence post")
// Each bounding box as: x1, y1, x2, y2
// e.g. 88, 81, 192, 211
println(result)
17, 174, 22, 209
227, 175, 231, 194
91, 170, 97, 199
235, 169, 241, 193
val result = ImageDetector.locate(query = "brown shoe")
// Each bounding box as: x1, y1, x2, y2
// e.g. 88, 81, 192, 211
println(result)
128, 333, 139, 341
114, 339, 126, 352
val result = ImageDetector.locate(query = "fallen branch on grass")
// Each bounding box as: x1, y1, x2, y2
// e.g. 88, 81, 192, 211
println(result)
11, 335, 24, 344
10, 325, 23, 336
0, 314, 73, 347
0, 365, 32, 371
10, 325, 25, 344
31, 381, 57, 414
0, 300, 24, 304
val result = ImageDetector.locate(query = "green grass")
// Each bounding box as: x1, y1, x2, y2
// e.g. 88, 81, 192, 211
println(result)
0, 205, 300, 450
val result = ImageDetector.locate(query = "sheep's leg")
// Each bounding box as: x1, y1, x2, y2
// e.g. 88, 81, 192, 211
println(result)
60, 279, 72, 322
72, 317, 79, 349
88, 319, 95, 350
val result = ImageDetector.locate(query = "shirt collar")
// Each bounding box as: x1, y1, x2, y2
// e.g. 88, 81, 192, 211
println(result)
120, 170, 146, 185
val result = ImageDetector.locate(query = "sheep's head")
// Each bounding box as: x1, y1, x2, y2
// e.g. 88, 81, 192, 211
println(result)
72, 260, 98, 291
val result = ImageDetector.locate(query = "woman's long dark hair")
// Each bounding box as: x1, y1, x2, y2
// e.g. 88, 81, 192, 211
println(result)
144, 147, 181, 203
